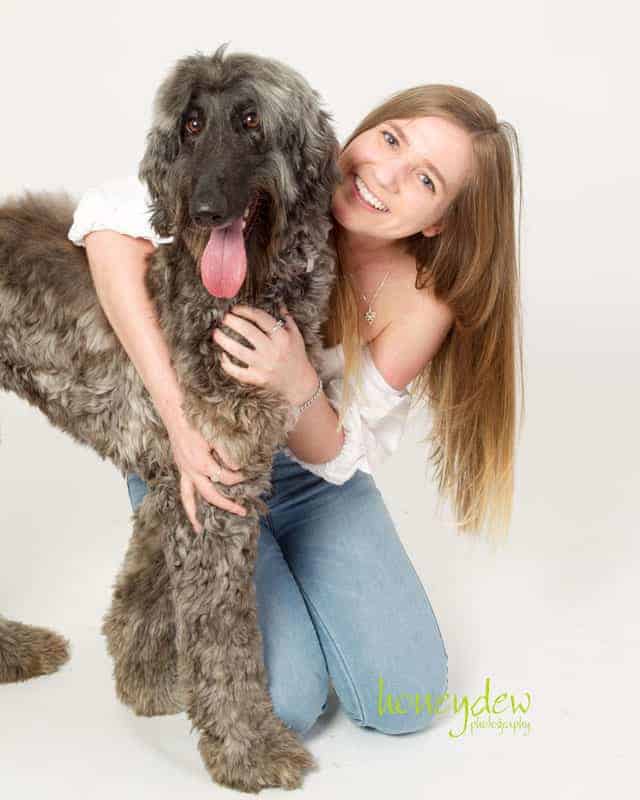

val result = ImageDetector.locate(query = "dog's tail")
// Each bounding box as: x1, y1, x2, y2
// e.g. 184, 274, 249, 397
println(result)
0, 615, 71, 684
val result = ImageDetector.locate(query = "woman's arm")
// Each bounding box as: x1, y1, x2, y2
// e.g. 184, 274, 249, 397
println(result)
281, 352, 411, 485
285, 380, 346, 465
85, 230, 187, 433
284, 293, 454, 484
84, 230, 249, 528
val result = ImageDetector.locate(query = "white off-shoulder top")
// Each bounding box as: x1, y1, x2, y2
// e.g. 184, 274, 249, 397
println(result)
67, 174, 417, 485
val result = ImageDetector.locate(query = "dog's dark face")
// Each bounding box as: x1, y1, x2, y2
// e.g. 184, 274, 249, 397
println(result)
181, 87, 270, 237
139, 44, 341, 301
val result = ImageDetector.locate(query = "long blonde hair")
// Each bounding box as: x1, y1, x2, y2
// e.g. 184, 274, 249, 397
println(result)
321, 84, 525, 542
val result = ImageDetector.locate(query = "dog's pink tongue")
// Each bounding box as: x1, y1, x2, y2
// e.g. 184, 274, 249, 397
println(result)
200, 218, 247, 298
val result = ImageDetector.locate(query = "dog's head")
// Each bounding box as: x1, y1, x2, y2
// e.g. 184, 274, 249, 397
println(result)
139, 43, 341, 300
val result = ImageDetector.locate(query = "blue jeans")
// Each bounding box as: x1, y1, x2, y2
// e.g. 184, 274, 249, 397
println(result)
125, 449, 448, 736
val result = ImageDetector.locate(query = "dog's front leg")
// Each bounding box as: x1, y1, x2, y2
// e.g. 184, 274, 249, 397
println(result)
102, 482, 184, 717
162, 484, 316, 793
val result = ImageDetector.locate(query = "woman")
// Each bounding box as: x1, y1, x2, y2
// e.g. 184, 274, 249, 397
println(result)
68, 84, 523, 736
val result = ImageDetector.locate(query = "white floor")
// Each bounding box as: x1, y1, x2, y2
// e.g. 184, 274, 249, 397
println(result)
0, 353, 636, 798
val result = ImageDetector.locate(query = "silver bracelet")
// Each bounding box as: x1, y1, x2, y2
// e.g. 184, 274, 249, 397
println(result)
292, 377, 323, 421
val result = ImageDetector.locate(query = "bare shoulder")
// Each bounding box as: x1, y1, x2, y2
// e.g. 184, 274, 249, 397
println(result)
367, 258, 455, 392
398, 255, 454, 322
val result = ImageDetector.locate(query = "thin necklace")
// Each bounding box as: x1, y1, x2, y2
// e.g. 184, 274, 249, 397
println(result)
346, 269, 391, 325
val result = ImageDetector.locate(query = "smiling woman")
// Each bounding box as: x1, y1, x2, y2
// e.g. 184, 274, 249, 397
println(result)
320, 89, 524, 547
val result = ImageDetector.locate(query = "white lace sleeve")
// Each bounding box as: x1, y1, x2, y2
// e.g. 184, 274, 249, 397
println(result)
281, 345, 412, 485
67, 174, 174, 248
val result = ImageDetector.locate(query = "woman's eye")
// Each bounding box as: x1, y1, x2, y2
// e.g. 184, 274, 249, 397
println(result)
420, 173, 435, 192
382, 130, 397, 146
383, 130, 436, 193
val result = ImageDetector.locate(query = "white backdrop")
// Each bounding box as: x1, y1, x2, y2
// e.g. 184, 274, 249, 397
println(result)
1, 1, 637, 797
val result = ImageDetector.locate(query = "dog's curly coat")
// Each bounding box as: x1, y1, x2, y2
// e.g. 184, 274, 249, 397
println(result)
0, 44, 341, 792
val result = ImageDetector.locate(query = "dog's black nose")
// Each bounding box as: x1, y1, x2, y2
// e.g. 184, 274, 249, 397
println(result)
192, 203, 226, 227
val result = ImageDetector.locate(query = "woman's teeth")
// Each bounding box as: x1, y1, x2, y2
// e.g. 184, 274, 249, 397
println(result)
355, 175, 389, 212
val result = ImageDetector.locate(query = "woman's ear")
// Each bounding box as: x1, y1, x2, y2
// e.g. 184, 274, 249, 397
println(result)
422, 221, 444, 237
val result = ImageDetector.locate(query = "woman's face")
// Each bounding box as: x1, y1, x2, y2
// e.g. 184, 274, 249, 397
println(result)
331, 115, 473, 244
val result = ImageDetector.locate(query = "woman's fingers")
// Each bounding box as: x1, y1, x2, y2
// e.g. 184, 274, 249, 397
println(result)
208, 454, 246, 485
229, 304, 285, 337
218, 309, 271, 349
194, 473, 247, 517
180, 474, 203, 535
213, 445, 241, 472
213, 328, 256, 365
180, 471, 247, 535
169, 424, 248, 529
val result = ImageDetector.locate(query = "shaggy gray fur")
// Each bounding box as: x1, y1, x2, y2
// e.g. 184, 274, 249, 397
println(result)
0, 44, 340, 791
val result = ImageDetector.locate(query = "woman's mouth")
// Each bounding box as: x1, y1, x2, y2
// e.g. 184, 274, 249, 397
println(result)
353, 174, 389, 213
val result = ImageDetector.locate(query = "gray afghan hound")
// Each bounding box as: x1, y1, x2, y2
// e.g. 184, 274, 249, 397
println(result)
0, 44, 341, 792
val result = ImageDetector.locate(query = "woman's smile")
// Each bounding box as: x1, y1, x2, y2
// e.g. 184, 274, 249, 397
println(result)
353, 174, 390, 213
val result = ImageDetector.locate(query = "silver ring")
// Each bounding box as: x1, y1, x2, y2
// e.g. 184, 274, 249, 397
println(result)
269, 317, 287, 336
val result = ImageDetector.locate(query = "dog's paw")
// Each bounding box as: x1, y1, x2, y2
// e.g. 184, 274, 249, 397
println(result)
111, 657, 185, 717
198, 722, 316, 793
127, 684, 186, 718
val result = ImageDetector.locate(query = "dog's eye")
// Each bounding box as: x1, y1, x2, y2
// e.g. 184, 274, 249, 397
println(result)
243, 111, 260, 130
184, 109, 204, 136
185, 117, 202, 136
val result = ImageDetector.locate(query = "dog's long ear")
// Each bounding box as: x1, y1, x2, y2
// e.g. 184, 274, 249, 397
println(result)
138, 65, 186, 238
138, 126, 180, 238
285, 102, 342, 250
298, 105, 342, 217
302, 108, 342, 209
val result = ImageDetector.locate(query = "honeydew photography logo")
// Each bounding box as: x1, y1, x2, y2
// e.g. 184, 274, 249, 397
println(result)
377, 675, 533, 738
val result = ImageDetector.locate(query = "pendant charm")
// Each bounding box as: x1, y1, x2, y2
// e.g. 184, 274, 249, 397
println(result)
364, 308, 376, 325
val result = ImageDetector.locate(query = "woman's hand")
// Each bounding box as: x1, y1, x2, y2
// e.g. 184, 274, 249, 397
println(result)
167, 416, 248, 534
212, 303, 320, 405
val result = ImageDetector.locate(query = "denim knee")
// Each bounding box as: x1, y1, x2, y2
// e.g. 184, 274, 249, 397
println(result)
347, 656, 449, 735
269, 673, 329, 735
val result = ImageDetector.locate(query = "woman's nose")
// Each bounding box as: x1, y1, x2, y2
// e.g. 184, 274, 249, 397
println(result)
372, 168, 399, 195
373, 157, 404, 193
